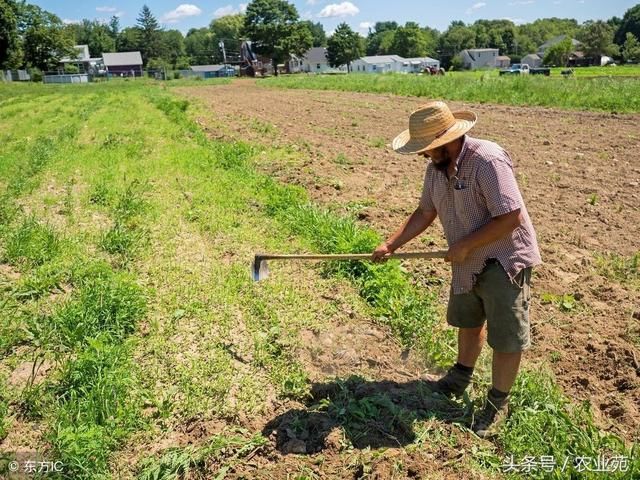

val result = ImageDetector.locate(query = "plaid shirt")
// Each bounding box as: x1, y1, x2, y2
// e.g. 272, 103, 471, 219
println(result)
420, 135, 542, 294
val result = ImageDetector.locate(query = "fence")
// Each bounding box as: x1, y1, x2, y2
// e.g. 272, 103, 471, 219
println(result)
43, 73, 90, 84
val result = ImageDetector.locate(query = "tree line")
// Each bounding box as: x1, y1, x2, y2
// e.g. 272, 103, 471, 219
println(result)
1, 0, 639, 73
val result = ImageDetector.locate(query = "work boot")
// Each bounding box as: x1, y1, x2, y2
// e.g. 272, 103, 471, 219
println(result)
471, 389, 510, 439
424, 364, 473, 397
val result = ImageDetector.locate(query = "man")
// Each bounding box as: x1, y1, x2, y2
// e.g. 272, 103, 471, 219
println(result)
372, 101, 541, 438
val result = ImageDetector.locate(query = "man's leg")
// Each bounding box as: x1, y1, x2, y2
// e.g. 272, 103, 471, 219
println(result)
492, 350, 522, 393
458, 325, 486, 368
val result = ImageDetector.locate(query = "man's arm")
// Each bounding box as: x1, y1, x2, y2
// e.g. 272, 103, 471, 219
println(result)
372, 206, 437, 260
445, 209, 523, 263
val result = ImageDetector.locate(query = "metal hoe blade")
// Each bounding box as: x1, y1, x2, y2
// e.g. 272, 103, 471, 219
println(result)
252, 255, 269, 282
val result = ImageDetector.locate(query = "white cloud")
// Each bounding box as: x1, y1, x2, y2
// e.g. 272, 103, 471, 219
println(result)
508, 0, 534, 4
465, 2, 486, 15
213, 4, 246, 17
96, 6, 118, 13
63, 18, 80, 24
161, 4, 202, 23
318, 2, 359, 18
359, 21, 374, 32
307, 0, 319, 4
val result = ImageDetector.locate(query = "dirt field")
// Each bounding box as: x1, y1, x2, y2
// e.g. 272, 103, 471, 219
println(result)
177, 79, 640, 443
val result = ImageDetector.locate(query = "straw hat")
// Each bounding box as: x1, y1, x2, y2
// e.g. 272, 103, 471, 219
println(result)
392, 101, 477, 154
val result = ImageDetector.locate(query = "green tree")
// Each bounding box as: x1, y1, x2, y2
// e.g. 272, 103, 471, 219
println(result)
159, 30, 186, 69
66, 19, 115, 56
108, 15, 119, 40
577, 20, 618, 57
391, 22, 428, 57
365, 21, 398, 55
185, 27, 216, 64
615, 4, 640, 45
543, 36, 573, 66
18, 3, 75, 70
210, 13, 244, 62
438, 22, 475, 68
0, 0, 19, 68
300, 20, 326, 47
622, 31, 640, 62
136, 4, 162, 65
326, 22, 362, 71
243, 0, 312, 75
117, 27, 141, 53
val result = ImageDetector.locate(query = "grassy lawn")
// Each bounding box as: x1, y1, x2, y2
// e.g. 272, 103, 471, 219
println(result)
260, 71, 640, 113
0, 81, 637, 479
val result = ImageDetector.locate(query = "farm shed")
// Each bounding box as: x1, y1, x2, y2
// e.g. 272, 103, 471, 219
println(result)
459, 48, 499, 69
189, 65, 235, 78
103, 52, 143, 77
496, 56, 511, 68
521, 53, 542, 67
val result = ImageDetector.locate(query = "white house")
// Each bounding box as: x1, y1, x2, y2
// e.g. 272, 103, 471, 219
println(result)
459, 48, 499, 69
352, 55, 406, 73
300, 47, 347, 73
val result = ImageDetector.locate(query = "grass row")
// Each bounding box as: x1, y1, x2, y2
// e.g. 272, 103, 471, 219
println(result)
260, 72, 640, 113
154, 88, 639, 478
0, 90, 152, 478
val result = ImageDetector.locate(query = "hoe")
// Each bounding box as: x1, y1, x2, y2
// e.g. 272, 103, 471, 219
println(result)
252, 250, 447, 281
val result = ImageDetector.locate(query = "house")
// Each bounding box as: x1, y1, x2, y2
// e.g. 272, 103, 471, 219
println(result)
537, 35, 581, 57
300, 47, 347, 73
59, 44, 103, 74
103, 51, 143, 77
352, 55, 406, 73
402, 57, 440, 73
459, 48, 499, 69
189, 64, 235, 78
496, 55, 511, 68
521, 53, 542, 68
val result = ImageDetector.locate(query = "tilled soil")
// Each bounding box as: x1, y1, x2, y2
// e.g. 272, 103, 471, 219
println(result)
177, 79, 640, 443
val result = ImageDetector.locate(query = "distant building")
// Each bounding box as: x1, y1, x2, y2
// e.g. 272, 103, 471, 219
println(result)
352, 55, 406, 73
59, 44, 103, 74
103, 52, 143, 77
521, 53, 542, 67
299, 47, 347, 73
402, 57, 440, 72
496, 55, 511, 68
459, 48, 499, 69
189, 64, 235, 78
536, 35, 581, 57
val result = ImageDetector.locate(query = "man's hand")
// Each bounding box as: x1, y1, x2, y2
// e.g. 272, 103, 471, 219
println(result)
445, 241, 471, 263
372, 242, 394, 262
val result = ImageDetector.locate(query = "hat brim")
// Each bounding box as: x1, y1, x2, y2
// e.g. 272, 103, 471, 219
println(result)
392, 110, 477, 155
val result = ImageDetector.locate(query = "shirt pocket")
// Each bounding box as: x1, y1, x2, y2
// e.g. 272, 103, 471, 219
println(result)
452, 185, 476, 224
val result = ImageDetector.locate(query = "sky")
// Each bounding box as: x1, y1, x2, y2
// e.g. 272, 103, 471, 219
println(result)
30, 0, 639, 35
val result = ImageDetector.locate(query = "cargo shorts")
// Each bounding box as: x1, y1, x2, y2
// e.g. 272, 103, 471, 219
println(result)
447, 259, 532, 353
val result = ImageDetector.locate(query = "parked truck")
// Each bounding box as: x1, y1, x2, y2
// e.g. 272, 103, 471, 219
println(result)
499, 63, 551, 76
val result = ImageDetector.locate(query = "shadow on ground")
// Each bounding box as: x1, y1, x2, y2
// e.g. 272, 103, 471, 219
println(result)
262, 375, 473, 454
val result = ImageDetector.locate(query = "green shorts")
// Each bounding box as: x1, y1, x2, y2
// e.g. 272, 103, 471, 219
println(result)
447, 260, 532, 353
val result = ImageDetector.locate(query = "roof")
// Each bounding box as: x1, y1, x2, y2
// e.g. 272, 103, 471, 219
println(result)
522, 53, 541, 59
303, 47, 328, 64
102, 52, 143, 67
404, 56, 439, 63
538, 35, 581, 50
60, 44, 90, 63
190, 64, 231, 72
463, 48, 499, 53
356, 55, 405, 64
497, 55, 511, 60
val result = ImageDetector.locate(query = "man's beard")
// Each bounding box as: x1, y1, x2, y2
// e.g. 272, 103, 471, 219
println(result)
431, 150, 452, 171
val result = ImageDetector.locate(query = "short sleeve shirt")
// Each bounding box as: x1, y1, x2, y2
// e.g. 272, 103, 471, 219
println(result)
420, 135, 542, 294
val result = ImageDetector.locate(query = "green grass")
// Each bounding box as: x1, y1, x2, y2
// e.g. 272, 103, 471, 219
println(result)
0, 80, 638, 479
261, 72, 640, 112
